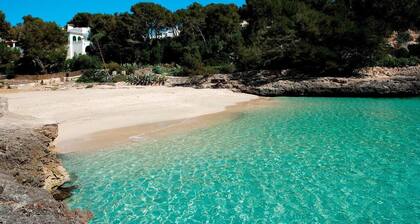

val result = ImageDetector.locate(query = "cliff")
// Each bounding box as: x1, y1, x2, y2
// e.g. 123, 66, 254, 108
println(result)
0, 97, 91, 223
198, 66, 420, 97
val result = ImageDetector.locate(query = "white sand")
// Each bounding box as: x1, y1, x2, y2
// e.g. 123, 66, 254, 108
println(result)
1, 86, 258, 150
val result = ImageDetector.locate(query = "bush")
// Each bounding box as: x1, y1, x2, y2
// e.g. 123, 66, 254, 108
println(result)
77, 69, 111, 83
121, 63, 140, 75
66, 55, 101, 71
391, 48, 410, 58
126, 73, 167, 86
0, 63, 15, 76
375, 55, 420, 67
396, 31, 413, 45
152, 65, 163, 74
167, 64, 183, 76
105, 62, 122, 73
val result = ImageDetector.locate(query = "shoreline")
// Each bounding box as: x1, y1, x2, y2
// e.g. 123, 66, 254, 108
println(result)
57, 97, 276, 153
1, 86, 261, 153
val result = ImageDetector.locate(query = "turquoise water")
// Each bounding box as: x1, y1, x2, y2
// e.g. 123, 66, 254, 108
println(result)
62, 98, 420, 223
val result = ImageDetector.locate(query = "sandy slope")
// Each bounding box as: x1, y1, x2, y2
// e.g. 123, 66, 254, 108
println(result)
1, 86, 258, 151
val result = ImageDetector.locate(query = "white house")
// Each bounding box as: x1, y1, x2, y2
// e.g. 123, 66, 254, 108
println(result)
66, 24, 91, 59
0, 37, 18, 48
149, 27, 180, 39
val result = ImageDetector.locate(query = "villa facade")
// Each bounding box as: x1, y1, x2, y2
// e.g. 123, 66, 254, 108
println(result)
149, 27, 180, 39
66, 24, 91, 59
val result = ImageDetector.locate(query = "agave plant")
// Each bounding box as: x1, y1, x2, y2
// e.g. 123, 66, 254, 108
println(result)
126, 73, 167, 86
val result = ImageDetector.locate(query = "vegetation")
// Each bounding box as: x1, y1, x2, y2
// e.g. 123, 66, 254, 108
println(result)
13, 16, 67, 74
66, 55, 101, 71
1, 1, 420, 77
77, 69, 111, 83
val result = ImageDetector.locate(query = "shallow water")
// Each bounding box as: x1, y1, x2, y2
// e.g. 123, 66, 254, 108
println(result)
62, 97, 420, 223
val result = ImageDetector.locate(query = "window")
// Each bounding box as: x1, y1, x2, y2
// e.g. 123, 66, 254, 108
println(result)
78, 37, 82, 41
73, 36, 76, 42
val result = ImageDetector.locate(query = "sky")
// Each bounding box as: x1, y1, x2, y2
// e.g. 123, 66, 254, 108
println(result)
0, 0, 246, 26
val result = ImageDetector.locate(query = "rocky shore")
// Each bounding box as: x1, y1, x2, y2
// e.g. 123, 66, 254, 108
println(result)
197, 66, 420, 97
0, 97, 91, 223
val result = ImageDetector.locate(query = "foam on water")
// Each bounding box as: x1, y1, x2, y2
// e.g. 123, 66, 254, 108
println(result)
62, 97, 420, 223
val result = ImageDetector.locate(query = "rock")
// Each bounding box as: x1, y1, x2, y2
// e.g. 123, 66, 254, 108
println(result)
0, 108, 92, 223
0, 123, 67, 191
0, 172, 91, 224
52, 185, 78, 201
197, 66, 420, 97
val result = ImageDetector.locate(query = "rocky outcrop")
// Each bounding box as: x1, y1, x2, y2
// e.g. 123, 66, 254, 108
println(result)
0, 121, 68, 191
0, 97, 90, 223
0, 172, 91, 224
199, 66, 420, 97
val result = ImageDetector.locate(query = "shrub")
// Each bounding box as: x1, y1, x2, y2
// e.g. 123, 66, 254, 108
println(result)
77, 69, 111, 83
375, 55, 420, 67
167, 64, 183, 76
121, 63, 140, 75
396, 31, 413, 45
391, 48, 410, 58
127, 73, 167, 86
0, 63, 15, 77
66, 55, 101, 71
105, 62, 122, 73
152, 65, 163, 74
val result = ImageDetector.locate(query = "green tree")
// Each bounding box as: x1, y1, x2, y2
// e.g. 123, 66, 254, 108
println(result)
0, 43, 20, 75
14, 16, 67, 74
131, 3, 173, 41
0, 11, 11, 39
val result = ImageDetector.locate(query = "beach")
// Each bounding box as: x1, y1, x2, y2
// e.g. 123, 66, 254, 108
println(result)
1, 86, 259, 153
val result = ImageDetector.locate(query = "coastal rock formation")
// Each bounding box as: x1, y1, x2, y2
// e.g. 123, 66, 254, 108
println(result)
0, 119, 68, 191
0, 172, 91, 224
0, 97, 90, 223
199, 66, 420, 97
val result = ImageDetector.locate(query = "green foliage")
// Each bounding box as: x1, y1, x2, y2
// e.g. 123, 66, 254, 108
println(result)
105, 62, 122, 73
241, 0, 420, 75
0, 11, 11, 39
121, 63, 141, 75
0, 43, 20, 74
206, 64, 236, 74
375, 55, 420, 67
391, 48, 410, 58
77, 69, 111, 83
13, 16, 67, 74
3, 1, 416, 76
166, 64, 183, 76
66, 55, 101, 71
127, 73, 167, 85
152, 65, 163, 74
397, 32, 413, 45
